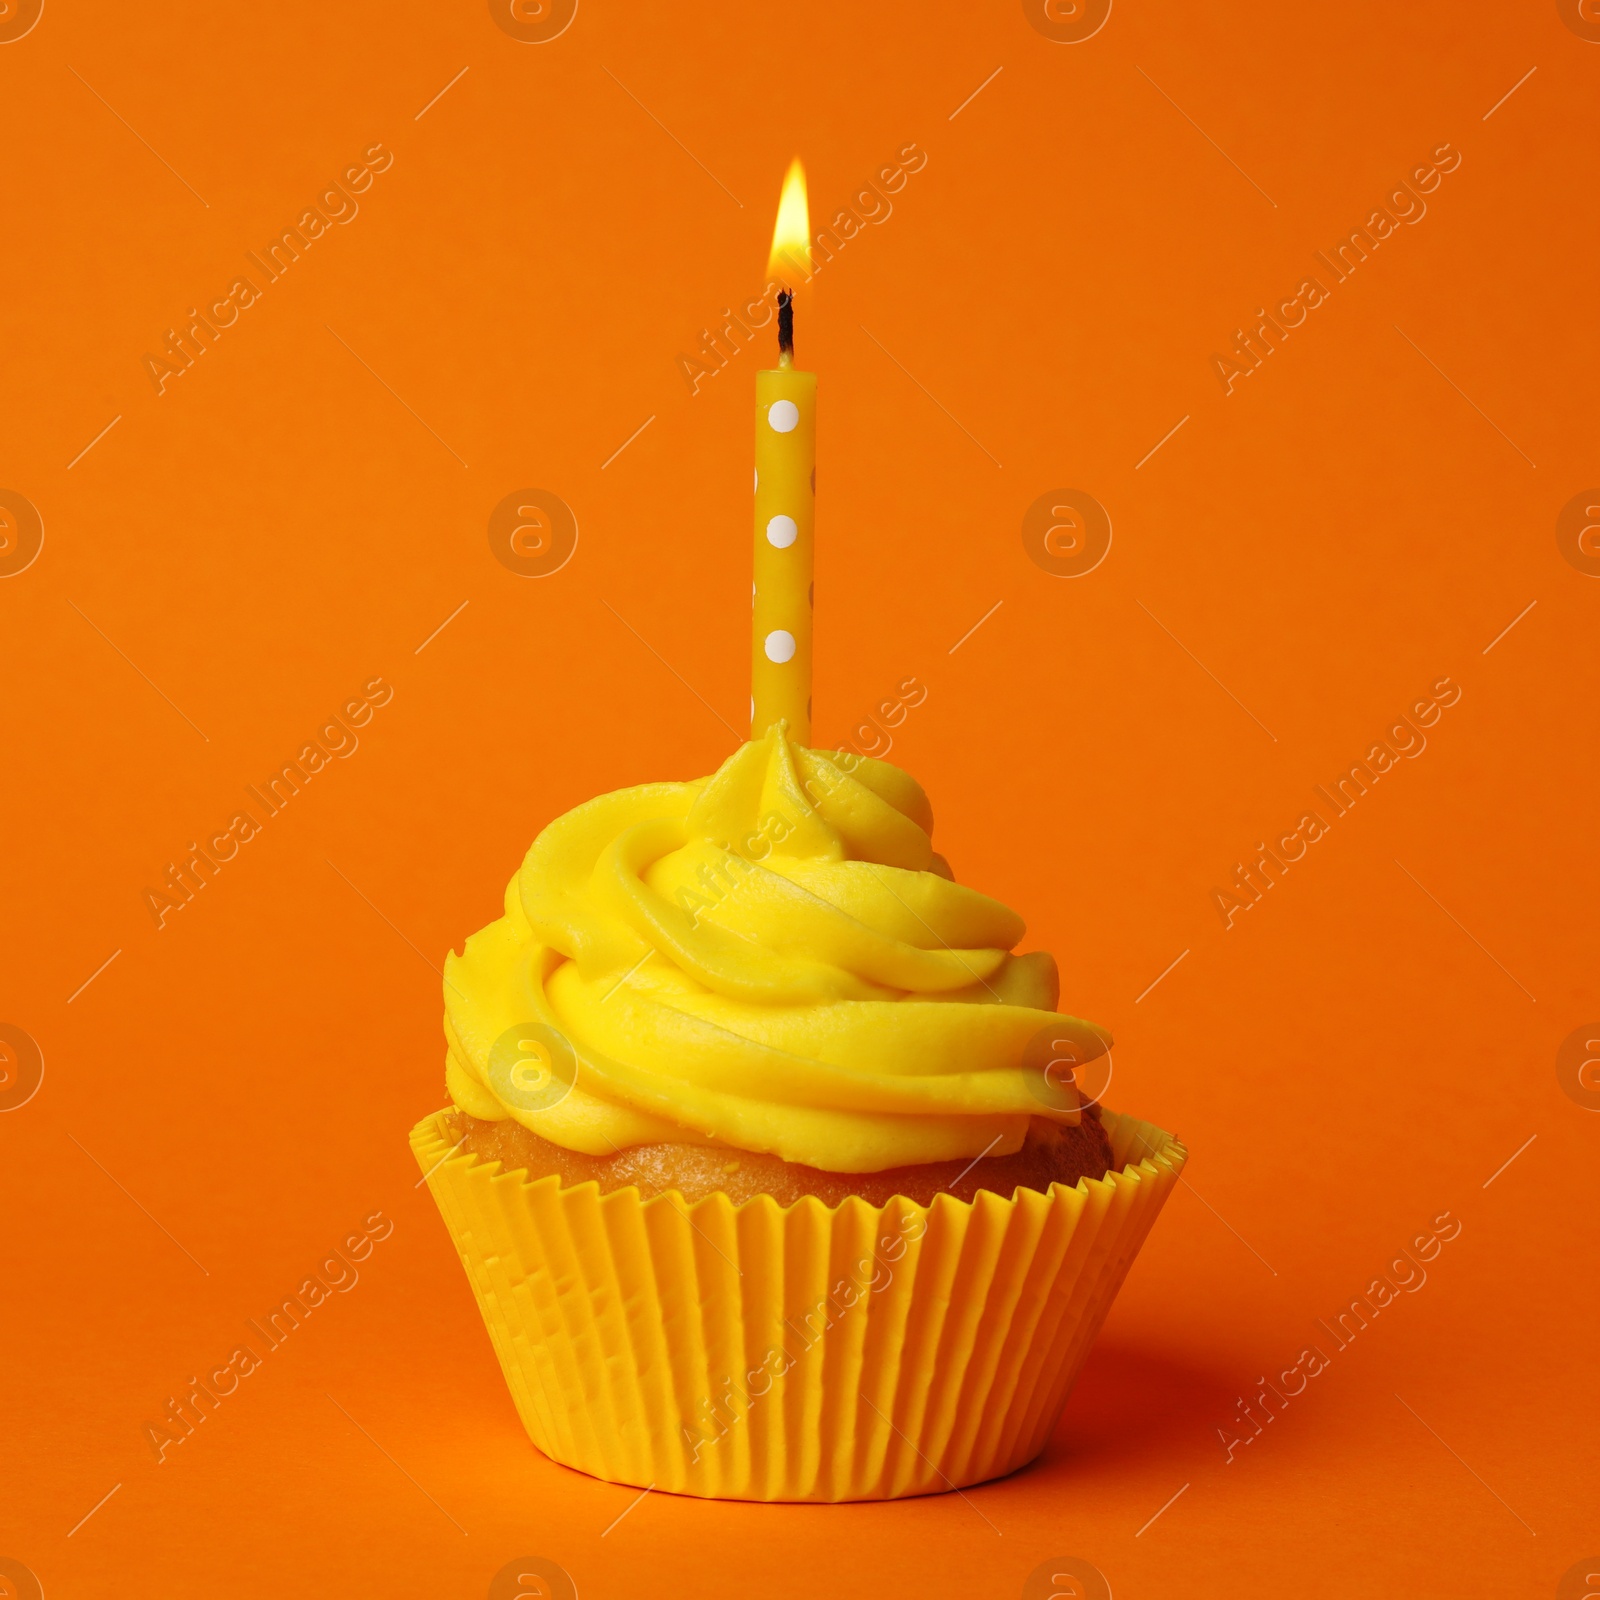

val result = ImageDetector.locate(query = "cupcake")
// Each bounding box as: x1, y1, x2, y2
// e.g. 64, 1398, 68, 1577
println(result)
413, 726, 1185, 1502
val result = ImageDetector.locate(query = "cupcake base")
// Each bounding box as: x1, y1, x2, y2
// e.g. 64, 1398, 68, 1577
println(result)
436, 1105, 1117, 1207
411, 1106, 1185, 1502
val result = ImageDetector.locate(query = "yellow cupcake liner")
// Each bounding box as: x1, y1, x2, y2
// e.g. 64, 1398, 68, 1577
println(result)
411, 1108, 1185, 1502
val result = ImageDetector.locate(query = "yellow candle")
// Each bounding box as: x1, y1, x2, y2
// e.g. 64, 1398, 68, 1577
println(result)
752, 361, 815, 742
752, 159, 815, 744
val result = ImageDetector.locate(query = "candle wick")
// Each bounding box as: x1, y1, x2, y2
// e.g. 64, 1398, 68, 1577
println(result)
777, 290, 794, 362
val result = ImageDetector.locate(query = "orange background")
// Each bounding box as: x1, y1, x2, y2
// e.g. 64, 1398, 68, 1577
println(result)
3, 2, 1598, 1596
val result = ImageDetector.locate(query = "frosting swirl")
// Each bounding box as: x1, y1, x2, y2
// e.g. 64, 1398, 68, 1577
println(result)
443, 729, 1108, 1173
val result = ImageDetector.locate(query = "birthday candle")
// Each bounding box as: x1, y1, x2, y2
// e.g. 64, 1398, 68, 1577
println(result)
751, 158, 815, 745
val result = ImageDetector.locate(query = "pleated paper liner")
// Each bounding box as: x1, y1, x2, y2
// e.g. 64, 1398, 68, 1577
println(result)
411, 1107, 1186, 1503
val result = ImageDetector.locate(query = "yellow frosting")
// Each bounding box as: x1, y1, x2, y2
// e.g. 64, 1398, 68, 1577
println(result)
442, 728, 1108, 1173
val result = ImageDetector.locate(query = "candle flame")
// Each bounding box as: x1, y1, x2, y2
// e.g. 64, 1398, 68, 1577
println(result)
766, 157, 810, 284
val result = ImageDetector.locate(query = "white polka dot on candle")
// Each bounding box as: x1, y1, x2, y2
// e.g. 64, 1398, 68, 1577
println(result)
764, 629, 796, 664
768, 400, 799, 433
766, 515, 797, 549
